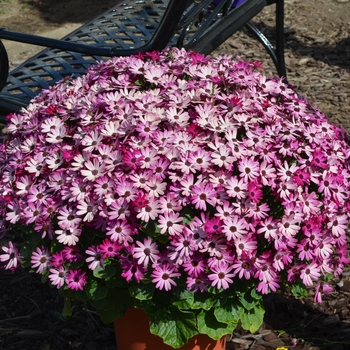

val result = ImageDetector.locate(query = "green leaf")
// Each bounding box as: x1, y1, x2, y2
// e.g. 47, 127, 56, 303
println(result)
192, 293, 215, 310
250, 287, 262, 300
89, 297, 110, 310
239, 291, 258, 311
99, 307, 124, 324
105, 274, 124, 289
291, 283, 309, 298
85, 280, 108, 301
93, 264, 116, 280
240, 303, 265, 333
214, 299, 242, 325
197, 309, 236, 340
62, 297, 72, 317
129, 283, 154, 301
149, 308, 198, 348
170, 287, 194, 310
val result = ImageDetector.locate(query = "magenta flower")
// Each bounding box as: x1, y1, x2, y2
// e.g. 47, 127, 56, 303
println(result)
151, 263, 181, 291
31, 246, 51, 274
133, 238, 159, 266
158, 211, 184, 236
208, 261, 235, 290
49, 266, 68, 289
85, 246, 105, 270
300, 263, 321, 286
0, 241, 22, 270
0, 48, 350, 344
67, 269, 88, 291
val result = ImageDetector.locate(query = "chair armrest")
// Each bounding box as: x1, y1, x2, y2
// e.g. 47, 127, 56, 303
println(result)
0, 40, 9, 92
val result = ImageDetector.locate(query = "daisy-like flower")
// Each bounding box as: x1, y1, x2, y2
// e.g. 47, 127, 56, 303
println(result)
238, 157, 260, 182
208, 261, 235, 290
86, 245, 105, 270
46, 125, 67, 144
16, 175, 32, 195
67, 269, 88, 291
31, 246, 51, 273
0, 241, 22, 270
211, 144, 235, 169
106, 219, 134, 244
49, 266, 69, 289
186, 274, 208, 293
81, 158, 105, 181
63, 246, 83, 262
151, 263, 181, 291
191, 182, 216, 211
158, 211, 184, 236
55, 226, 81, 246
136, 197, 161, 222
222, 215, 248, 241
300, 262, 321, 287
76, 199, 98, 222
1, 47, 350, 339
99, 238, 120, 258
225, 176, 248, 200
133, 238, 159, 266
81, 130, 103, 152
314, 282, 333, 303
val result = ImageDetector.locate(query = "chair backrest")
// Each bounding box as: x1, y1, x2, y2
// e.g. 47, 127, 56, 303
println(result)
0, 0, 189, 107
0, 0, 285, 119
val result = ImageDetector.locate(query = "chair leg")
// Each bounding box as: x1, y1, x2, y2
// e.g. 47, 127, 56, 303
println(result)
245, 0, 286, 79
275, 0, 286, 78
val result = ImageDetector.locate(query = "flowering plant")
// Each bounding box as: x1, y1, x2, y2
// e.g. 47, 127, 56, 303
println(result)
0, 48, 349, 348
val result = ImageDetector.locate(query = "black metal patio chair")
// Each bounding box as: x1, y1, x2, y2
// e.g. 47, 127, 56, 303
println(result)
0, 0, 286, 121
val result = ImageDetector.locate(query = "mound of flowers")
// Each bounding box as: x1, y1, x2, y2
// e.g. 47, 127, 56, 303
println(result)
0, 48, 349, 348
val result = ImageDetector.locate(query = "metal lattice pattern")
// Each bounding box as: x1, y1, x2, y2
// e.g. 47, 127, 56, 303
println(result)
0, 0, 284, 114
2, 0, 168, 101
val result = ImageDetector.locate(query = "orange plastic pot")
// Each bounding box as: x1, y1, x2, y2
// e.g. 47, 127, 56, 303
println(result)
113, 307, 226, 350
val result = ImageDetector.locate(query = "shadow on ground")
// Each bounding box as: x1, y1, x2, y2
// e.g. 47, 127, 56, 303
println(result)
263, 293, 350, 350
19, 0, 121, 24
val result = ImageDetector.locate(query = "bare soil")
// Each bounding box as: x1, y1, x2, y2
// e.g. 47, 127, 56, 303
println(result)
0, 0, 350, 349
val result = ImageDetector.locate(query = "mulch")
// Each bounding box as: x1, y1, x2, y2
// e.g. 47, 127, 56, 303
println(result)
1, 0, 350, 349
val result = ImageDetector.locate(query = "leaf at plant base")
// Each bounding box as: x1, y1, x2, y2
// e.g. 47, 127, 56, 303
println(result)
150, 308, 198, 348
170, 286, 194, 309
240, 304, 265, 334
239, 290, 258, 311
99, 307, 124, 324
129, 283, 154, 300
250, 287, 262, 300
85, 280, 108, 301
197, 309, 236, 340
214, 298, 242, 325
192, 292, 215, 310
93, 264, 116, 279
291, 284, 309, 298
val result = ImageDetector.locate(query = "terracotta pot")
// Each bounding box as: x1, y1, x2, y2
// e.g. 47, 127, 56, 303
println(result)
113, 307, 226, 350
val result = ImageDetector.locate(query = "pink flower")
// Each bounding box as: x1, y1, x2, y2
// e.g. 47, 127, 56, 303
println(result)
208, 261, 235, 290
314, 282, 333, 303
238, 157, 260, 182
99, 238, 120, 258
31, 246, 51, 274
67, 269, 88, 291
0, 242, 22, 270
300, 263, 321, 286
133, 238, 159, 266
86, 246, 105, 270
152, 263, 181, 291
1, 47, 350, 319
49, 266, 68, 289
158, 211, 184, 236
191, 182, 216, 211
